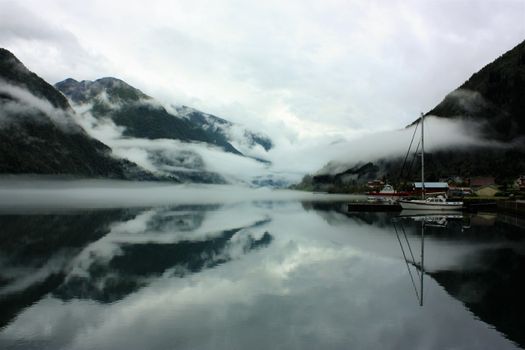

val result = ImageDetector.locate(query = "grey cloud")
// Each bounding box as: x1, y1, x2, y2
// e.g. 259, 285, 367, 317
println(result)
1, 0, 524, 182
0, 1, 111, 83
314, 116, 508, 175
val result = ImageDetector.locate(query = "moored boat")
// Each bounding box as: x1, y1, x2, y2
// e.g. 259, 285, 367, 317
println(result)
398, 113, 463, 210
398, 195, 463, 210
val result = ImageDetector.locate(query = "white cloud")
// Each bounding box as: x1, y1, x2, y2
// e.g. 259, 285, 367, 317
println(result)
314, 116, 508, 175
2, 0, 524, 131
1, 0, 523, 180
0, 81, 83, 132
0, 1, 111, 83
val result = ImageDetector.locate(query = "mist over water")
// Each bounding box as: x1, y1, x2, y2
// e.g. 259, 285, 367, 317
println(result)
0, 185, 524, 350
0, 178, 360, 209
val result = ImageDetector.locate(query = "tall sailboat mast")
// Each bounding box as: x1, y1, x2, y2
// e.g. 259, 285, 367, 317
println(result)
398, 112, 463, 210
421, 113, 425, 200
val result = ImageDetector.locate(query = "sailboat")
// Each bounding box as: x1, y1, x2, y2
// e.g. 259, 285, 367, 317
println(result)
398, 113, 463, 210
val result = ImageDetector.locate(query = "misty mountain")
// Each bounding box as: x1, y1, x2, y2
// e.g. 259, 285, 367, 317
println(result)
298, 40, 525, 192
414, 40, 525, 142
55, 77, 243, 155
54, 77, 277, 184
174, 105, 273, 156
0, 209, 130, 328
0, 48, 159, 180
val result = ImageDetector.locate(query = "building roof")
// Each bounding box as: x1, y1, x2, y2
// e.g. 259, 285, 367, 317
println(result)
414, 182, 449, 189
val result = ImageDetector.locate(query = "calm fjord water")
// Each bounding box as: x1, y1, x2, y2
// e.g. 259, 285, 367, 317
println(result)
0, 194, 524, 349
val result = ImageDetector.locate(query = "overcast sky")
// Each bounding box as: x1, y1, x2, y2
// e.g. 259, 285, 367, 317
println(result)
1, 0, 524, 145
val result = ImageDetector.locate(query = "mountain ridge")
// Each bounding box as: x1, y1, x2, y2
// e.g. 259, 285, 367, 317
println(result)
297, 40, 525, 192
55, 76, 277, 184
0, 48, 165, 180
0, 48, 71, 110
413, 40, 525, 142
55, 77, 244, 155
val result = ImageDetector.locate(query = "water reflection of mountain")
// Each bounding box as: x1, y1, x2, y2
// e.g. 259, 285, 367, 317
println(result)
0, 209, 129, 328
307, 203, 525, 348
398, 214, 525, 349
143, 204, 221, 232
0, 205, 273, 327
54, 221, 272, 303
427, 225, 525, 349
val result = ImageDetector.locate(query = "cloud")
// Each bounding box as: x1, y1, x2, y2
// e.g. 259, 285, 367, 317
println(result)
69, 103, 271, 183
315, 116, 508, 175
0, 1, 112, 83
2, 0, 524, 182
2, 0, 524, 138
0, 81, 83, 132
67, 89, 513, 183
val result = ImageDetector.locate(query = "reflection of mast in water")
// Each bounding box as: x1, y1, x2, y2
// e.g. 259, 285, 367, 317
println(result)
393, 219, 424, 306
420, 220, 424, 306
394, 212, 464, 306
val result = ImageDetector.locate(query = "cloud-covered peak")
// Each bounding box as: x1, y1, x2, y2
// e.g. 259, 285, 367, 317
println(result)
1, 48, 72, 110
55, 76, 151, 105
172, 104, 274, 153
0, 51, 161, 180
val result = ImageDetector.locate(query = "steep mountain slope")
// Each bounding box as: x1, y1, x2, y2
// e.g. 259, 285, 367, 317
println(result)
0, 48, 157, 179
298, 40, 525, 192
417, 39, 525, 141
55, 77, 277, 184
174, 105, 273, 156
55, 78, 242, 155
0, 50, 70, 111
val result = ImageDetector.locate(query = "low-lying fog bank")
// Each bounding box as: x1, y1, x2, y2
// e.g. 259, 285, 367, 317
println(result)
0, 177, 362, 209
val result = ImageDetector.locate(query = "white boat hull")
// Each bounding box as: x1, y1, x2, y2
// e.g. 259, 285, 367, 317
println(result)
398, 200, 463, 210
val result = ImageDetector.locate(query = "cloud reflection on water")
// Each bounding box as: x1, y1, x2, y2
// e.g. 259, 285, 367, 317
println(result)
0, 195, 523, 350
